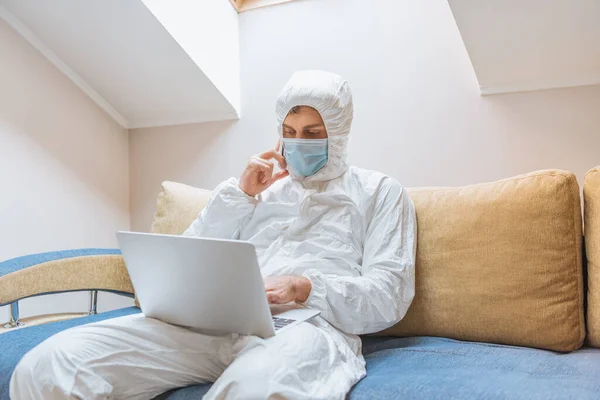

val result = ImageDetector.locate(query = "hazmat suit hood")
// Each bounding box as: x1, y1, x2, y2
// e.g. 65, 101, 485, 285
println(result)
276, 70, 353, 182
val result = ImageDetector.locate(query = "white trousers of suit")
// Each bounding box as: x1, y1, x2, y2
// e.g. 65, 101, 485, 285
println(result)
10, 313, 365, 400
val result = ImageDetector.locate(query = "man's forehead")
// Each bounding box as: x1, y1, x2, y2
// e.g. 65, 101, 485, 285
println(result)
283, 109, 325, 126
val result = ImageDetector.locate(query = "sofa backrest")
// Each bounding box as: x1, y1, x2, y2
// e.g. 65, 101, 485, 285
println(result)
150, 169, 585, 352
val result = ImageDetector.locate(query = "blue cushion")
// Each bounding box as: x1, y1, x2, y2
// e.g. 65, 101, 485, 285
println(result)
350, 336, 600, 399
158, 384, 211, 399
159, 337, 600, 399
3, 310, 600, 400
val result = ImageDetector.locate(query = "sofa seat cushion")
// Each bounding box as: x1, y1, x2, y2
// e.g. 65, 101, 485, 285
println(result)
159, 336, 600, 400
350, 336, 600, 400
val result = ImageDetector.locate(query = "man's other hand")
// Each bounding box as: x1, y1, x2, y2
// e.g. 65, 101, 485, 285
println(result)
264, 275, 312, 304
239, 140, 289, 197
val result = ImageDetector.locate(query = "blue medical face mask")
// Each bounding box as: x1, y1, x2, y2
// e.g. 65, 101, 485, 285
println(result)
282, 138, 329, 178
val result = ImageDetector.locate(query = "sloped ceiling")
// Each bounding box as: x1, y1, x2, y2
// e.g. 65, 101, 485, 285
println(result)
448, 0, 600, 94
0, 0, 240, 128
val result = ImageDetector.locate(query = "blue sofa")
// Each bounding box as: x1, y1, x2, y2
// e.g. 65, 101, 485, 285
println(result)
2, 251, 600, 399
3, 167, 600, 399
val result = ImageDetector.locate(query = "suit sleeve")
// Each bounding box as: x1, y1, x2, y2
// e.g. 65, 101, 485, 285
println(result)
183, 178, 257, 239
301, 179, 417, 335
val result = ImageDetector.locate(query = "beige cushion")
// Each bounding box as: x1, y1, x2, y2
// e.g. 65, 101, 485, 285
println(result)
151, 181, 213, 235
151, 172, 584, 351
382, 169, 584, 352
585, 166, 600, 347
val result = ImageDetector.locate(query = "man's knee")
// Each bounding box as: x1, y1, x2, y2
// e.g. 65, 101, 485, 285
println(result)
207, 324, 330, 400
11, 335, 71, 399
208, 352, 288, 400
10, 348, 41, 399
10, 328, 112, 400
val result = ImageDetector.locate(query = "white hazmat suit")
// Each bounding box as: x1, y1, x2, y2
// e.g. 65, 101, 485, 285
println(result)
10, 71, 416, 400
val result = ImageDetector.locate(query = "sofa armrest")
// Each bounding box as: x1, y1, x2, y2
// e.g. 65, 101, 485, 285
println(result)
0, 249, 134, 306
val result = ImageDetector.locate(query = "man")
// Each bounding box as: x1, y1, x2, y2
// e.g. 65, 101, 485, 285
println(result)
11, 70, 416, 399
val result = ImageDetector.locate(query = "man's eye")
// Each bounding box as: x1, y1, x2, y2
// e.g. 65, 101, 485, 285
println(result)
307, 131, 320, 136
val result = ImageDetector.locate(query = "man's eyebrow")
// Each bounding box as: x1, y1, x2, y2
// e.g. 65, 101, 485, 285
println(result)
282, 124, 295, 130
303, 124, 325, 130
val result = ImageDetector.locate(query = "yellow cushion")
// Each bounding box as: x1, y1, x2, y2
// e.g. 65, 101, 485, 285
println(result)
150, 181, 213, 235
382, 169, 584, 352
585, 166, 600, 347
150, 172, 584, 351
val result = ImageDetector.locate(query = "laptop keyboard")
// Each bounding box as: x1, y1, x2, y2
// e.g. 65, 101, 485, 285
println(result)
272, 316, 295, 331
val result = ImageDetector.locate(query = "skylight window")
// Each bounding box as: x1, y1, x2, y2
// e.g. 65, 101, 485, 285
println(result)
228, 0, 295, 13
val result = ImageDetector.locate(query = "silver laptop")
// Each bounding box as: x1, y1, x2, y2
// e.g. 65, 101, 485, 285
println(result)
116, 231, 320, 338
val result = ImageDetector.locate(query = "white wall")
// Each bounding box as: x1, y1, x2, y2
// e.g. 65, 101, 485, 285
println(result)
0, 19, 133, 322
142, 0, 241, 113
129, 0, 600, 231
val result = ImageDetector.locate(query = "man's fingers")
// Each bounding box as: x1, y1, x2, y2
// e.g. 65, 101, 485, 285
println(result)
273, 138, 281, 151
251, 157, 274, 172
265, 287, 286, 304
272, 151, 287, 169
269, 169, 289, 184
266, 292, 280, 304
259, 149, 287, 169
250, 158, 274, 183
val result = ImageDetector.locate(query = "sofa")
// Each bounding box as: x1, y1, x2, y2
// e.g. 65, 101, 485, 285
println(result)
2, 167, 600, 399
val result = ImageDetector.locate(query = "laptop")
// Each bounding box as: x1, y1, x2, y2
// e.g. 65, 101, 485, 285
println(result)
116, 231, 320, 338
